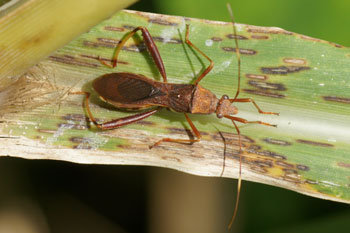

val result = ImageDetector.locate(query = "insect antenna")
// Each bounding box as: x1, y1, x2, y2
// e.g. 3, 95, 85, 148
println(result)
227, 3, 242, 102
226, 2, 243, 230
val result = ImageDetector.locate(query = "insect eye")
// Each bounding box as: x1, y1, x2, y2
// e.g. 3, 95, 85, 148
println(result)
217, 113, 223, 118
222, 95, 229, 100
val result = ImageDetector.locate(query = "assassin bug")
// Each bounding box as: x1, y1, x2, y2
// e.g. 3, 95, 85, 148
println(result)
75, 4, 278, 229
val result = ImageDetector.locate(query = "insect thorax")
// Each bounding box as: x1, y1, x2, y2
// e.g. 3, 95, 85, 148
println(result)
191, 85, 219, 114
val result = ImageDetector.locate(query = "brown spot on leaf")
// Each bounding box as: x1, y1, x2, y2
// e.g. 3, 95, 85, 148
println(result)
58, 123, 86, 130
300, 35, 321, 42
248, 80, 286, 91
283, 58, 307, 65
73, 145, 93, 150
275, 161, 294, 168
250, 159, 273, 168
152, 36, 182, 44
283, 170, 301, 183
104, 26, 125, 32
62, 114, 86, 121
338, 162, 350, 169
323, 96, 350, 104
283, 168, 298, 174
226, 34, 248, 40
118, 144, 131, 149
248, 144, 261, 150
70, 137, 94, 149
80, 54, 128, 65
83, 40, 98, 48
211, 37, 223, 42
243, 89, 286, 98
263, 138, 291, 146
148, 19, 178, 26
97, 37, 120, 45
245, 74, 268, 80
49, 56, 98, 68
330, 42, 343, 48
124, 44, 146, 53
70, 137, 85, 143
123, 25, 136, 30
248, 149, 287, 160
296, 164, 310, 171
251, 35, 269, 40
300, 35, 344, 48
84, 40, 145, 52
250, 165, 268, 173
222, 47, 257, 55
296, 139, 334, 147
261, 66, 310, 75
83, 40, 116, 48
305, 179, 318, 185
37, 129, 56, 134
247, 26, 293, 35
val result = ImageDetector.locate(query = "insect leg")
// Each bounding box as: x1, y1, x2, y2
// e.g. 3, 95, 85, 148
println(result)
100, 26, 168, 83
72, 92, 159, 130
185, 24, 214, 86
149, 113, 201, 149
230, 98, 279, 115
225, 115, 277, 127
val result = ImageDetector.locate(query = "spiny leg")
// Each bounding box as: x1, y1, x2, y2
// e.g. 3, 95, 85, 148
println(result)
231, 98, 279, 115
185, 24, 214, 86
99, 26, 168, 83
150, 113, 201, 149
71, 92, 159, 130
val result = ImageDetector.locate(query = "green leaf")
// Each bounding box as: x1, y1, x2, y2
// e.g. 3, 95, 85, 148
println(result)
0, 10, 349, 204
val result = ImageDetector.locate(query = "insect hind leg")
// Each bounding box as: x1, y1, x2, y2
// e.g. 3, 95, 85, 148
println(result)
70, 92, 159, 130
99, 26, 168, 83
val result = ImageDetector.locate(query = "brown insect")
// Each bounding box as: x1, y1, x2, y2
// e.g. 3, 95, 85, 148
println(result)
75, 5, 278, 229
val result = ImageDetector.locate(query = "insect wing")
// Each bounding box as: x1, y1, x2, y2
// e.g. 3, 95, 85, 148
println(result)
93, 73, 163, 104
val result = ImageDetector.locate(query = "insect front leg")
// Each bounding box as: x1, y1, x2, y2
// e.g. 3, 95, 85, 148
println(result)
71, 92, 159, 129
225, 115, 277, 127
230, 98, 279, 115
100, 26, 168, 83
149, 113, 201, 149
